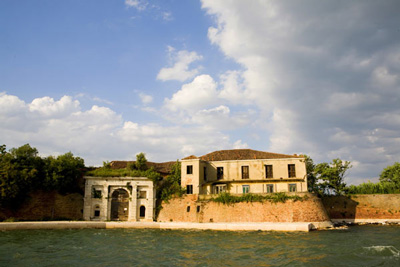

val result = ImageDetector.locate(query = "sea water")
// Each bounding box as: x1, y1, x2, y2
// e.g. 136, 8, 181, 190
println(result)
1, 225, 399, 266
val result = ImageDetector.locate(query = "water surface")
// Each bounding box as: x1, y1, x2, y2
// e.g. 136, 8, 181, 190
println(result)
1, 225, 399, 266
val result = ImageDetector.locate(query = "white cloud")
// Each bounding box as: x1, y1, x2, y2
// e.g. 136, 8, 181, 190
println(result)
29, 96, 79, 118
201, 0, 400, 183
164, 74, 218, 112
157, 47, 203, 82
125, 0, 147, 11
139, 93, 153, 105
0, 93, 245, 166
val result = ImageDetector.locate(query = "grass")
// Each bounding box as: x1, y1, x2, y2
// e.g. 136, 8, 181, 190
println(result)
209, 192, 308, 205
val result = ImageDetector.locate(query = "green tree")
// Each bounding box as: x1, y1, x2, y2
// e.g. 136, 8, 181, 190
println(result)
43, 152, 85, 193
135, 152, 148, 171
159, 160, 184, 201
0, 144, 43, 205
379, 162, 400, 185
315, 158, 352, 195
301, 155, 317, 192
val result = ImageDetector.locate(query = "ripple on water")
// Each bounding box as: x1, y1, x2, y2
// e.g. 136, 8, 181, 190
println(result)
0, 226, 400, 266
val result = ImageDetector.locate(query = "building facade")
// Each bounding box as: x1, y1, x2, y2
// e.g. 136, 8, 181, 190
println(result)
83, 177, 155, 222
181, 149, 308, 195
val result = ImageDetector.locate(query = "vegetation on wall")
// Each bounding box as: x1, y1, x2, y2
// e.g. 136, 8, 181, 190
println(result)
157, 160, 185, 202
210, 192, 307, 205
305, 155, 400, 195
0, 144, 85, 208
85, 153, 162, 185
346, 162, 400, 194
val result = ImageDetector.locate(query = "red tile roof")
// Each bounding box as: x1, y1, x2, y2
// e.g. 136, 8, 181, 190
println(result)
183, 149, 302, 161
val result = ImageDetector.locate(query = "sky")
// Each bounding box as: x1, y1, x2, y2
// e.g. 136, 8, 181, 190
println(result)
1, 0, 399, 184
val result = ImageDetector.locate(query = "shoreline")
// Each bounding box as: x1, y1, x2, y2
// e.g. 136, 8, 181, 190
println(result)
0, 221, 334, 232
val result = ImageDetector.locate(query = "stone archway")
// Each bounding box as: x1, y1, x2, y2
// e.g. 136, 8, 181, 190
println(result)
111, 189, 129, 221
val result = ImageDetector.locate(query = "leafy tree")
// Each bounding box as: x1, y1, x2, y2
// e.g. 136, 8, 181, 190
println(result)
301, 155, 317, 192
379, 162, 400, 185
0, 144, 42, 205
315, 158, 352, 195
159, 160, 184, 201
135, 152, 148, 171
43, 152, 85, 193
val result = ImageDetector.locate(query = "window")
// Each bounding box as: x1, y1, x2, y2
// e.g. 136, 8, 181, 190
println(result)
92, 188, 102, 198
186, 185, 193, 194
140, 206, 146, 218
187, 206, 191, 212
204, 166, 207, 181
187, 165, 193, 174
266, 184, 274, 193
197, 206, 201, 213
217, 167, 224, 180
289, 184, 297, 192
214, 184, 227, 194
288, 164, 296, 178
94, 205, 100, 217
242, 185, 250, 194
138, 190, 147, 199
265, 165, 273, 178
241, 166, 249, 179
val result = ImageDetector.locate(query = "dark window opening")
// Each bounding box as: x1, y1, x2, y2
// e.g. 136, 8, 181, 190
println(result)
187, 206, 190, 212
266, 184, 274, 193
186, 185, 193, 194
289, 184, 297, 192
197, 206, 201, 213
217, 167, 224, 180
140, 206, 146, 218
92, 188, 102, 198
204, 166, 207, 181
94, 210, 100, 217
242, 166, 249, 179
265, 165, 273, 178
288, 164, 296, 178
187, 165, 193, 174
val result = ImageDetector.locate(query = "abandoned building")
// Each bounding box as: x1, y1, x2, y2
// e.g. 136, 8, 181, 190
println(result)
181, 149, 308, 195
83, 177, 156, 222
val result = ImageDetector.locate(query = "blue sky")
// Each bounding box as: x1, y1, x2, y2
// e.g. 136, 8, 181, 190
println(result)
1, 0, 400, 184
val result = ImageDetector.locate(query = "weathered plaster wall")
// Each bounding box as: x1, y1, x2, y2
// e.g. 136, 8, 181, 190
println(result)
157, 193, 330, 223
0, 191, 83, 221
322, 194, 400, 220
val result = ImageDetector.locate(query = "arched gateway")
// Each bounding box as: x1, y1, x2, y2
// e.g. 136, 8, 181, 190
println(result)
83, 177, 155, 222
111, 189, 130, 221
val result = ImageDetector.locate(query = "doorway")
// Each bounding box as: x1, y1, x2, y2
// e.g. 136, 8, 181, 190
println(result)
111, 189, 129, 221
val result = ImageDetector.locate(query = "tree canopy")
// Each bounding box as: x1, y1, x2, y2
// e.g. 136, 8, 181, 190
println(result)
380, 162, 400, 184
0, 144, 85, 207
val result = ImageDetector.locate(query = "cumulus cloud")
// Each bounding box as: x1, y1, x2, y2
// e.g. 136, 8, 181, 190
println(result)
157, 46, 203, 82
125, 0, 147, 11
164, 74, 218, 112
201, 0, 400, 183
0, 93, 243, 165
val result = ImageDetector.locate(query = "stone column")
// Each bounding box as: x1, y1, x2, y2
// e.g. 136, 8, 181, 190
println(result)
129, 185, 137, 221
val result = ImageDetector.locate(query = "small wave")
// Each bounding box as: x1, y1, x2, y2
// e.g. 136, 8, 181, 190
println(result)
363, 246, 400, 257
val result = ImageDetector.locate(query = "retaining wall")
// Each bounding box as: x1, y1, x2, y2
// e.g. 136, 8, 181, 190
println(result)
0, 191, 83, 221
322, 194, 400, 221
157, 193, 331, 225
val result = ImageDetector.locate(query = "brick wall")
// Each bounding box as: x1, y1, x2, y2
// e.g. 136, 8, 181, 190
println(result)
157, 194, 330, 223
322, 194, 400, 220
0, 191, 83, 221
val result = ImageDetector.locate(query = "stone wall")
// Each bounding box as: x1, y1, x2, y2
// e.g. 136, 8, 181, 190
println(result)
322, 194, 400, 220
0, 191, 83, 221
157, 193, 331, 223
